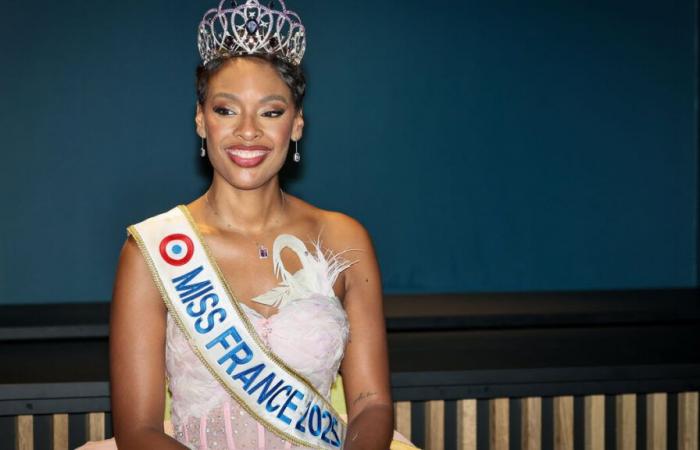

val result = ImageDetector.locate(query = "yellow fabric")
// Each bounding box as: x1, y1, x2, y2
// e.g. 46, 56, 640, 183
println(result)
391, 441, 421, 450
330, 374, 347, 414
164, 382, 172, 421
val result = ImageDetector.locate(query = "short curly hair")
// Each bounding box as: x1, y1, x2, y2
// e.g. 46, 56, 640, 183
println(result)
195, 54, 306, 110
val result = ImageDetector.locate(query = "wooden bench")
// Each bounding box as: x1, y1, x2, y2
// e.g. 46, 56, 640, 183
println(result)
8, 392, 699, 450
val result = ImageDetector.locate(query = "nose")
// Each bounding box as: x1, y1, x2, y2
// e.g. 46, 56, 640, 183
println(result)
235, 112, 262, 141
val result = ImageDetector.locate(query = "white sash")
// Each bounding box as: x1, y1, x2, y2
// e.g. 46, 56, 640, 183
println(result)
128, 205, 346, 449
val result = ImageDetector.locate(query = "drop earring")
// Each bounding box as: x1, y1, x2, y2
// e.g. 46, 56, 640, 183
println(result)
293, 139, 301, 162
200, 137, 206, 157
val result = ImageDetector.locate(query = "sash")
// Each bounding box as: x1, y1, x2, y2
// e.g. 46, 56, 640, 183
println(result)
128, 205, 346, 449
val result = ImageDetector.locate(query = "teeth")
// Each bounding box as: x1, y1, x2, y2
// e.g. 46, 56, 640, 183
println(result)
227, 149, 268, 158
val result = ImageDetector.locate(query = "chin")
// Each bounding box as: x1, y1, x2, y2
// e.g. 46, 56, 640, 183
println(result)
218, 169, 279, 191
211, 158, 278, 186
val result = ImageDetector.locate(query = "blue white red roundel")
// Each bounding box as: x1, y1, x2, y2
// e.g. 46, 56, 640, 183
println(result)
159, 234, 194, 266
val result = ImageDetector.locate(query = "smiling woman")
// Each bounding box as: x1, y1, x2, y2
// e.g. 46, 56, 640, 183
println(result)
77, 0, 415, 449
195, 57, 305, 190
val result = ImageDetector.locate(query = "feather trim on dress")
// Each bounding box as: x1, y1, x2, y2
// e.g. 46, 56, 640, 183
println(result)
251, 233, 357, 308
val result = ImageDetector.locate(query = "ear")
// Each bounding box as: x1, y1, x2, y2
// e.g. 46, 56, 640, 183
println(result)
291, 108, 305, 141
195, 103, 206, 138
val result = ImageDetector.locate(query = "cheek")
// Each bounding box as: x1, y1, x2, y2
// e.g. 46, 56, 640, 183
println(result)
266, 119, 295, 141
203, 115, 231, 137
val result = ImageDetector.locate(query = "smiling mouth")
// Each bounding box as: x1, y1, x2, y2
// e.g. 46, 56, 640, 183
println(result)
227, 149, 269, 158
225, 147, 271, 168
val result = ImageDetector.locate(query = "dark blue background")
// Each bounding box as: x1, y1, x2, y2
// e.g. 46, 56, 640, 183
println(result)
0, 0, 696, 304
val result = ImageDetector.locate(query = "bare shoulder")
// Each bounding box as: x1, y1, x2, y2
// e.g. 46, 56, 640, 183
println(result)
112, 234, 164, 312
115, 235, 147, 280
293, 199, 373, 252
316, 209, 380, 298
320, 210, 373, 251
120, 233, 143, 263
284, 193, 373, 250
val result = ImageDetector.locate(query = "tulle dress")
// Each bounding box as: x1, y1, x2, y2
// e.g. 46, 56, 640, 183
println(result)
75, 232, 416, 450
167, 233, 352, 450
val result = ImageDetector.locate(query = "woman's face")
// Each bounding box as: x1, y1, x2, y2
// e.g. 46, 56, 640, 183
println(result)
195, 57, 304, 190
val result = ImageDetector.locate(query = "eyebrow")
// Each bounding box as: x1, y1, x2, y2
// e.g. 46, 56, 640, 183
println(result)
261, 94, 289, 104
211, 92, 289, 105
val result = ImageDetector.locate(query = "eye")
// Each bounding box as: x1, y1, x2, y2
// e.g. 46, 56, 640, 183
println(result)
213, 106, 236, 116
262, 109, 285, 118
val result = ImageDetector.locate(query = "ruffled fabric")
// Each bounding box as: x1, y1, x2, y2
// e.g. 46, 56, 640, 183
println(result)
250, 294, 348, 397
251, 233, 355, 308
165, 233, 352, 449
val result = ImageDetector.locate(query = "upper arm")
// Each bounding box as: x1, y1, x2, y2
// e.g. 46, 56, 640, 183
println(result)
327, 214, 393, 421
110, 236, 168, 438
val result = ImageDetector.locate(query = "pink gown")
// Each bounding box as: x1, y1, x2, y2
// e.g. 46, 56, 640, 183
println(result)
76, 232, 414, 450
166, 234, 352, 449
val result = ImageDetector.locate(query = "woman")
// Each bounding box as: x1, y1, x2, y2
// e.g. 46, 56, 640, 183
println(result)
105, 0, 405, 448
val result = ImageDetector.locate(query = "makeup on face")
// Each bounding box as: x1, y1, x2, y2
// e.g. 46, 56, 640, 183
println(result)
197, 58, 301, 185
225, 144, 272, 168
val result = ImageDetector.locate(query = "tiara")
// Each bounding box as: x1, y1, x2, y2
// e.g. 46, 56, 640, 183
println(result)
197, 0, 306, 66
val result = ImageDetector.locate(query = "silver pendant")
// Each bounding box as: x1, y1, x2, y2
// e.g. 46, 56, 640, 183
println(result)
258, 244, 269, 259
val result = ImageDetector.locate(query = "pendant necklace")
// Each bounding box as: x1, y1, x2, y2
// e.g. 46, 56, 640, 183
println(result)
205, 189, 287, 259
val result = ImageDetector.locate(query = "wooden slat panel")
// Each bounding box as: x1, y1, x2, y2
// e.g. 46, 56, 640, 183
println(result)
616, 394, 636, 450
585, 395, 605, 450
15, 415, 33, 450
678, 392, 698, 450
521, 397, 542, 450
52, 414, 69, 450
86, 412, 105, 441
457, 399, 477, 450
554, 396, 574, 450
490, 398, 509, 450
647, 393, 667, 450
395, 401, 412, 440
425, 400, 445, 450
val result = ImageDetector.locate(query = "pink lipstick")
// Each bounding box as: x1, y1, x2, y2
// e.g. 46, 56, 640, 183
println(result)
225, 145, 271, 168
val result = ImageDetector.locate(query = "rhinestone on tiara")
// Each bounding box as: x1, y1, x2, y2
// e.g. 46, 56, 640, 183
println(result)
198, 0, 306, 66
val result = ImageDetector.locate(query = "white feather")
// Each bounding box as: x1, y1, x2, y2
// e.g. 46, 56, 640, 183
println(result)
251, 233, 356, 308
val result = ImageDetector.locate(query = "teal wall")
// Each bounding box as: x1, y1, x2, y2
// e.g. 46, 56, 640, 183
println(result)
0, 0, 697, 304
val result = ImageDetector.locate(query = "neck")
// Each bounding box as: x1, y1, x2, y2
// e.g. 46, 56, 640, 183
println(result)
205, 177, 287, 235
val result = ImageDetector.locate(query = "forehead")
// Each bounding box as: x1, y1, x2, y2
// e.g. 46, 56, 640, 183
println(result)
207, 57, 292, 101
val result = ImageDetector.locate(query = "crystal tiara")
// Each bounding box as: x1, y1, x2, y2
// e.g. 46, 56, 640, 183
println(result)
197, 0, 306, 66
